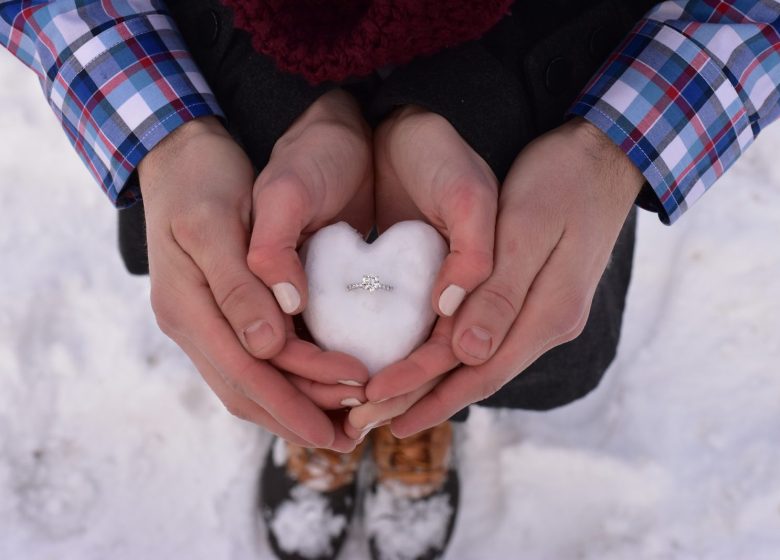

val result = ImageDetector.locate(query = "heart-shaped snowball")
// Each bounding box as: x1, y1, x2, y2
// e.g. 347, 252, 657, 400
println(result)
302, 221, 447, 375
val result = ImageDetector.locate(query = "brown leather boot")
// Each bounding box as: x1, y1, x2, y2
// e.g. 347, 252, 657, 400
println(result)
365, 422, 459, 560
260, 438, 367, 560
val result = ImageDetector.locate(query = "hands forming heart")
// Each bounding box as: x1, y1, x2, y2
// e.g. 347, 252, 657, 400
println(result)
139, 88, 644, 452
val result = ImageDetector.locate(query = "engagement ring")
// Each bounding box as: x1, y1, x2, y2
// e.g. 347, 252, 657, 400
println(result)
347, 274, 393, 293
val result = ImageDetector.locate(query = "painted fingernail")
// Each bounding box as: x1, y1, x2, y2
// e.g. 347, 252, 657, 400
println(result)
272, 282, 301, 314
459, 326, 493, 361
243, 320, 275, 354
340, 398, 364, 408
337, 379, 365, 387
438, 285, 467, 316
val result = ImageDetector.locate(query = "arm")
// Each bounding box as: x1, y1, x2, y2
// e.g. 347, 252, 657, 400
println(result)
351, 1, 780, 437
0, 0, 222, 204
2, 2, 372, 450
569, 0, 780, 224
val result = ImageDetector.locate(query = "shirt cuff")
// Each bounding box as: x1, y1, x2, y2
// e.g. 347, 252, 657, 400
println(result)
48, 12, 223, 207
567, 19, 754, 224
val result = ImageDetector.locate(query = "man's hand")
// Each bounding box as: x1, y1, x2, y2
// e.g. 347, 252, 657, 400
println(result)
350, 116, 644, 438
344, 107, 498, 437
139, 89, 373, 451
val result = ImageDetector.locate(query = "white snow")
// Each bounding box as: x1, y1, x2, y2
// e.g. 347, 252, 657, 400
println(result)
268, 485, 347, 559
2, 47, 780, 560
365, 481, 453, 560
302, 221, 447, 375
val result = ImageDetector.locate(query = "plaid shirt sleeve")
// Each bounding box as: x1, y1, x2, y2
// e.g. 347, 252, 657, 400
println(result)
0, 1, 223, 207
568, 0, 780, 224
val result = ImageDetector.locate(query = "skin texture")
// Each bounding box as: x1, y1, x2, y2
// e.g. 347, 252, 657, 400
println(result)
345, 111, 645, 439
139, 88, 644, 447
138, 90, 373, 452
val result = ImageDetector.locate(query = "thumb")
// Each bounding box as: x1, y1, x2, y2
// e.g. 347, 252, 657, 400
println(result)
247, 173, 312, 315
433, 172, 498, 318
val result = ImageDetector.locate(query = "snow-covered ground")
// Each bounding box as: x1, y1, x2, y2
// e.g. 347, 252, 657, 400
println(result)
1, 48, 780, 560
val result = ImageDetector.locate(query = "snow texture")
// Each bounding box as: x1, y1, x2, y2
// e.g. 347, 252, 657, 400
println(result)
302, 221, 447, 375
365, 482, 452, 560
2, 48, 780, 559
268, 485, 347, 558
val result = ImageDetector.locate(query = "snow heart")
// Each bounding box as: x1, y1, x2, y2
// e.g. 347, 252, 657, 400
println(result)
301, 221, 448, 375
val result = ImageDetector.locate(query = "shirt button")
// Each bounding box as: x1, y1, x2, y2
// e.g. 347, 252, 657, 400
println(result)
544, 57, 572, 95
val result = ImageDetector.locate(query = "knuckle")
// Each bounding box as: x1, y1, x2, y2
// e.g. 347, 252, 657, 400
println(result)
246, 244, 277, 274
463, 250, 494, 283
149, 289, 181, 336
214, 277, 256, 313
223, 401, 254, 422
478, 282, 521, 320
479, 377, 505, 401
547, 291, 591, 342
170, 203, 213, 248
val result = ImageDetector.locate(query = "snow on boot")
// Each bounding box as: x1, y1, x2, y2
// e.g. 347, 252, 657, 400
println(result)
259, 437, 366, 560
365, 422, 459, 560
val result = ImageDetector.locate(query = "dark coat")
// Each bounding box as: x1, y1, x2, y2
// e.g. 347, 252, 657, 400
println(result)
121, 0, 659, 412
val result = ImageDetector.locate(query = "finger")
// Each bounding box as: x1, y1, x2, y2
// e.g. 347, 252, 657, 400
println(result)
176, 338, 314, 447
192, 307, 336, 447
287, 375, 367, 410
392, 240, 596, 438
272, 336, 370, 387
326, 409, 363, 453
365, 318, 458, 403
172, 207, 287, 360
433, 180, 498, 318
247, 174, 311, 315
345, 376, 441, 439
159, 259, 336, 447
451, 204, 562, 366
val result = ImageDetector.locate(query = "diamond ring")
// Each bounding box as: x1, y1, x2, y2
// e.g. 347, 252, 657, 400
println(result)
347, 274, 393, 293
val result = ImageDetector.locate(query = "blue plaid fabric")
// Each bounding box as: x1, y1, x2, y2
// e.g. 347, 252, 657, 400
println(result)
2, 1, 778, 219
0, 1, 223, 207
570, 0, 780, 224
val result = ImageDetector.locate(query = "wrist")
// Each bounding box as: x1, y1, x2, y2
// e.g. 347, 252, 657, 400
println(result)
566, 116, 645, 200
138, 116, 229, 183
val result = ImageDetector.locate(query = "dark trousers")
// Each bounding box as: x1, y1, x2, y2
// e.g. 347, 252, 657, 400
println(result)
120, 0, 642, 414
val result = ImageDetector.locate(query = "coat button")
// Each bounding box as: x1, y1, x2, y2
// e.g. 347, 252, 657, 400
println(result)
589, 27, 612, 61
196, 9, 220, 47
544, 57, 572, 95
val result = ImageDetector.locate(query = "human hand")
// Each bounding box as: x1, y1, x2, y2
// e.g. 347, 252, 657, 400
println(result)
351, 116, 644, 438
344, 106, 499, 437
139, 92, 372, 451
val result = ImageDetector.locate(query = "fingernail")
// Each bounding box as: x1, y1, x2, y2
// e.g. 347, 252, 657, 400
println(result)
243, 320, 275, 354
272, 282, 301, 314
358, 421, 380, 441
340, 398, 364, 408
438, 285, 466, 317
338, 380, 365, 387
459, 326, 493, 361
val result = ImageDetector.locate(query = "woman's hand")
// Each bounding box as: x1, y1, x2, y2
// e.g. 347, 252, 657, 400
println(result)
350, 117, 644, 438
344, 106, 498, 437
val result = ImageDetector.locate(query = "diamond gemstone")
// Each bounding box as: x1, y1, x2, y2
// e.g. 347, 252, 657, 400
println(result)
361, 274, 381, 292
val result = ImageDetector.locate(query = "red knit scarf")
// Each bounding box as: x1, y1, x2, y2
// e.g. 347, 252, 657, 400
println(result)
221, 0, 513, 84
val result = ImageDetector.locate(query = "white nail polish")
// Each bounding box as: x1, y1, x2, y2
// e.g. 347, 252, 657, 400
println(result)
337, 380, 365, 387
340, 398, 364, 408
272, 282, 301, 314
358, 421, 379, 442
438, 284, 466, 316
